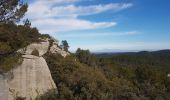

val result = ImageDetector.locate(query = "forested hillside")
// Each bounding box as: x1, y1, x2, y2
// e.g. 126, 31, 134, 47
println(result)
96, 50, 170, 72
41, 49, 170, 100
1, 0, 170, 100
0, 23, 43, 72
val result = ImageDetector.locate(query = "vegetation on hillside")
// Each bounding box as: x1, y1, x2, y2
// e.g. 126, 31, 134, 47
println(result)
43, 53, 137, 100
0, 53, 22, 73
60, 40, 69, 52
1, 0, 170, 99
0, 23, 42, 72
0, 0, 42, 72
42, 49, 170, 100
97, 51, 170, 72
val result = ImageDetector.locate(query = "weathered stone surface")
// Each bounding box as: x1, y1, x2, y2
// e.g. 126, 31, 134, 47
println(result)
8, 55, 56, 100
0, 75, 8, 100
0, 37, 70, 100
1, 39, 57, 100
50, 42, 70, 57
18, 38, 69, 57
17, 39, 49, 56
25, 40, 49, 56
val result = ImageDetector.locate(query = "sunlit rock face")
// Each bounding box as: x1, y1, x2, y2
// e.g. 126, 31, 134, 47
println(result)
49, 41, 70, 57
0, 38, 69, 100
17, 38, 50, 56
8, 55, 56, 100
0, 74, 8, 100
18, 38, 70, 57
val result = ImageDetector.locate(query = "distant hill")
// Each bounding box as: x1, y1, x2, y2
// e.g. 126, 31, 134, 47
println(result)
95, 49, 170, 58
152, 49, 170, 55
95, 49, 170, 73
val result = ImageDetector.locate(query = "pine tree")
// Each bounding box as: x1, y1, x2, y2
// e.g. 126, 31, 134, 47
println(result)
61, 40, 69, 52
0, 0, 28, 24
24, 18, 31, 27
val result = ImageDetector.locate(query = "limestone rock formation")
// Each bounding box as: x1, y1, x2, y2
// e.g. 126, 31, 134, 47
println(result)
17, 38, 49, 56
0, 38, 69, 100
0, 74, 8, 100
49, 41, 70, 57
8, 55, 56, 100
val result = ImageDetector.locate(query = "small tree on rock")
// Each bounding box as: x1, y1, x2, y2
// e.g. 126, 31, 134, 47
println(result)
61, 40, 69, 52
23, 19, 31, 27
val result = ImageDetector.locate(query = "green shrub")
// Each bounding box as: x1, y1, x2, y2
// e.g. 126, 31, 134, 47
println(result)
0, 23, 41, 72
0, 24, 41, 52
0, 53, 22, 73
42, 50, 170, 100
0, 42, 11, 54
31, 49, 39, 56
43, 53, 139, 100
38, 89, 58, 100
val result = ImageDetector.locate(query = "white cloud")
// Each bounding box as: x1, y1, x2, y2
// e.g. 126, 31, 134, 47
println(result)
25, 0, 132, 33
27, 2, 133, 19
32, 18, 116, 33
50, 3, 133, 17
32, 0, 79, 5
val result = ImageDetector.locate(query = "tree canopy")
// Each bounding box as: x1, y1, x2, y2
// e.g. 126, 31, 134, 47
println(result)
42, 50, 170, 100
0, 0, 28, 24
61, 40, 69, 52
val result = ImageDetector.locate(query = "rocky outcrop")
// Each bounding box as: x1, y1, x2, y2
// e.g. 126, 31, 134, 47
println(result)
0, 38, 69, 100
17, 39, 49, 56
49, 41, 70, 57
17, 38, 69, 57
0, 74, 8, 100
8, 55, 56, 100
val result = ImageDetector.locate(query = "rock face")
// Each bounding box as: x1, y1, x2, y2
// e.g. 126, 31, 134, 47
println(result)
8, 55, 56, 100
0, 75, 8, 100
17, 39, 49, 56
168, 74, 170, 77
0, 38, 69, 100
50, 41, 70, 57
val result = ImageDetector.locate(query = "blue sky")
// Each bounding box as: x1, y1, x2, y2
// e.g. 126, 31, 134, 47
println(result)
24, 0, 170, 52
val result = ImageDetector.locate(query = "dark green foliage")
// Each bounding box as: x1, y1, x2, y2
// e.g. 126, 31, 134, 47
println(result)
1, 1, 169, 99
41, 49, 170, 100
42, 53, 141, 100
0, 53, 22, 73
0, 42, 11, 54
23, 19, 31, 27
0, 0, 39, 73
0, 0, 28, 23
0, 23, 40, 72
38, 89, 58, 100
97, 51, 170, 72
75, 48, 97, 67
61, 40, 69, 52
0, 23, 40, 54
40, 34, 51, 39
31, 49, 39, 56
97, 52, 170, 100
